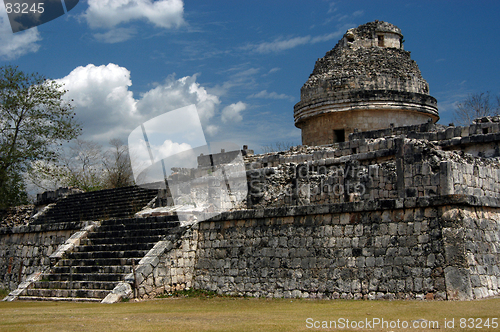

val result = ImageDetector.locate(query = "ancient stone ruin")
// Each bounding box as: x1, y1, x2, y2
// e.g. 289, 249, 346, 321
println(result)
294, 20, 439, 146
1, 21, 499, 302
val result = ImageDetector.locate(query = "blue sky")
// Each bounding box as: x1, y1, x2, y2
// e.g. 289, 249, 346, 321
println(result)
1, 0, 499, 153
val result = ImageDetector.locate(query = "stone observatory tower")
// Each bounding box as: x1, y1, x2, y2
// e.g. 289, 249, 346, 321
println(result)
294, 20, 439, 146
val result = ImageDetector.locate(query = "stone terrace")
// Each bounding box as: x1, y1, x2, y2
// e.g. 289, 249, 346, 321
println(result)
243, 120, 500, 210
2, 118, 500, 302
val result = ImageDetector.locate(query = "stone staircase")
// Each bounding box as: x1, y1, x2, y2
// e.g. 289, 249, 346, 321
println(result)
16, 216, 180, 302
32, 186, 158, 225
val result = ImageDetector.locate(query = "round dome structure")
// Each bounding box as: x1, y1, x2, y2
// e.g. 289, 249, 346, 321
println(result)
294, 20, 439, 146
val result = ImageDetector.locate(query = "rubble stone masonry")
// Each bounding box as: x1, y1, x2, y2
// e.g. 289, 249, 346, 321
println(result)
191, 197, 500, 300
0, 222, 84, 290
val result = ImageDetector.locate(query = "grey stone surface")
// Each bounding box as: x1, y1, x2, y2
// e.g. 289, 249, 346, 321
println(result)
444, 267, 473, 300
188, 202, 500, 300
101, 282, 132, 304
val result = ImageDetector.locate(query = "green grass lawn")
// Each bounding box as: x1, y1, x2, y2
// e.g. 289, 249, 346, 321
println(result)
0, 297, 499, 331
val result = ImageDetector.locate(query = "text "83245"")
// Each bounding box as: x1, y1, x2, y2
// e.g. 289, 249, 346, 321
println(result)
6, 2, 44, 14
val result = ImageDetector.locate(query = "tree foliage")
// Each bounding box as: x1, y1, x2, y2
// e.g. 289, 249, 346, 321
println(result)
453, 92, 500, 125
0, 165, 28, 208
0, 65, 80, 208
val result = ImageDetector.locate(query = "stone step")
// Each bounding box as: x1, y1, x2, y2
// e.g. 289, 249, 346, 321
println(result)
97, 221, 178, 232
44, 202, 144, 212
73, 243, 156, 253
33, 280, 118, 290
67, 249, 150, 260
37, 202, 150, 214
40, 215, 128, 224
53, 265, 132, 274
79, 235, 164, 245
60, 195, 153, 203
31, 186, 158, 224
43, 204, 147, 214
102, 217, 179, 226
47, 190, 155, 203
87, 226, 176, 237
23, 288, 109, 299
86, 229, 172, 238
62, 190, 155, 199
43, 201, 146, 209
58, 257, 141, 267
40, 210, 131, 221
17, 187, 164, 302
50, 196, 155, 209
17, 296, 102, 302
47, 273, 124, 282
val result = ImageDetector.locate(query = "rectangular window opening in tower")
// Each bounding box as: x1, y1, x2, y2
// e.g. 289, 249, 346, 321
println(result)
333, 129, 345, 143
378, 35, 384, 47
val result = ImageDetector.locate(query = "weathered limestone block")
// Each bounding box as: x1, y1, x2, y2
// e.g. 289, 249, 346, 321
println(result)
445, 267, 473, 300
102, 282, 133, 304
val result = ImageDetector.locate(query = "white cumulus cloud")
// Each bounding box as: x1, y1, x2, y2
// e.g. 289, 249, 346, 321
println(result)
137, 74, 220, 124
57, 64, 224, 144
56, 63, 138, 141
128, 137, 196, 181
205, 124, 219, 136
0, 6, 41, 60
157, 139, 192, 160
221, 102, 246, 123
84, 0, 185, 29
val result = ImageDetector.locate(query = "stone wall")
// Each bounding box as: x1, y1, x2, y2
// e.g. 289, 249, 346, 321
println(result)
128, 195, 500, 301
245, 132, 500, 211
131, 224, 198, 299
296, 108, 435, 146
349, 117, 500, 160
191, 196, 500, 300
340, 21, 403, 50
246, 138, 438, 208
302, 43, 428, 97
444, 162, 500, 197
2, 196, 499, 302
0, 221, 84, 290
459, 207, 500, 298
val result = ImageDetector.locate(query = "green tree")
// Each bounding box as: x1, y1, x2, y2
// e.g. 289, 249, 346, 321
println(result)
0, 65, 80, 208
0, 165, 28, 208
